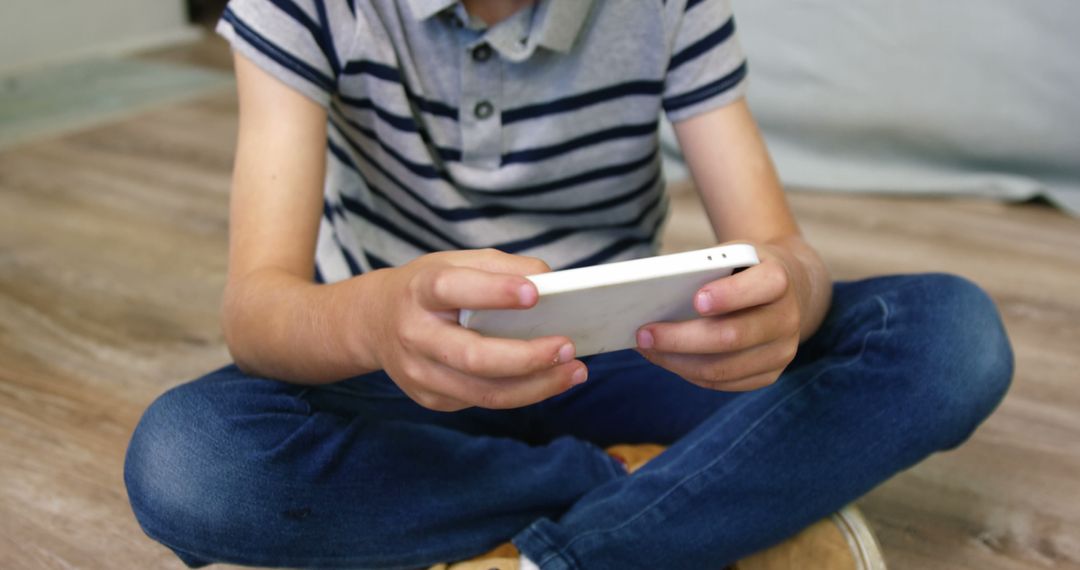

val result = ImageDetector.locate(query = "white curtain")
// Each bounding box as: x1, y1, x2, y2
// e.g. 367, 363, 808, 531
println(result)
664, 1, 1080, 215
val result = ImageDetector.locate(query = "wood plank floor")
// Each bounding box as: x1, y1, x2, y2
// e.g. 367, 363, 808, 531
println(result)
2, 49, 1079, 569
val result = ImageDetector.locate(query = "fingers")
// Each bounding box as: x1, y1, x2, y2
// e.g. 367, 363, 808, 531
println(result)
701, 371, 781, 392
414, 265, 539, 311
695, 258, 789, 317
638, 309, 780, 355
398, 385, 473, 413
398, 351, 587, 411
639, 336, 797, 391
451, 248, 551, 277
385, 249, 573, 412
636, 246, 806, 392
432, 360, 588, 410
412, 324, 576, 378
639, 278, 800, 355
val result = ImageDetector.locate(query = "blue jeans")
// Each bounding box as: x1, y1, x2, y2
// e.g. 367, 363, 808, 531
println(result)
124, 274, 1012, 569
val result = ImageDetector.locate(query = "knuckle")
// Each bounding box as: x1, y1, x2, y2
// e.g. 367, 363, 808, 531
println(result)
782, 309, 801, 333
781, 339, 799, 364
705, 364, 730, 385
428, 268, 453, 302
417, 391, 462, 412
656, 327, 685, 352
406, 267, 429, 295
405, 277, 430, 308
772, 265, 791, 292
527, 256, 551, 274
397, 326, 421, 351
516, 350, 546, 375
436, 401, 467, 412
430, 251, 455, 264
399, 359, 425, 382
477, 389, 507, 410
527, 345, 550, 371
719, 326, 741, 351
652, 329, 675, 351
412, 390, 438, 409
473, 248, 502, 263
459, 344, 486, 374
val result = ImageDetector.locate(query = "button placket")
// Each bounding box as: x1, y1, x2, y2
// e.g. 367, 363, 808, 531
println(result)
459, 37, 503, 169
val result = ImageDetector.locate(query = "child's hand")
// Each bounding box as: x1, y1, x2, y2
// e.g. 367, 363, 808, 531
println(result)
634, 244, 807, 392
372, 249, 586, 411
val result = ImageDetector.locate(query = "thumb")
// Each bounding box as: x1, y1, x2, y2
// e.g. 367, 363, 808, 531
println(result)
459, 249, 552, 277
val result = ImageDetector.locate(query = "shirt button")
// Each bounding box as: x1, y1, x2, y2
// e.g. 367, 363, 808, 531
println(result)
472, 44, 493, 62
474, 101, 495, 120
441, 11, 463, 28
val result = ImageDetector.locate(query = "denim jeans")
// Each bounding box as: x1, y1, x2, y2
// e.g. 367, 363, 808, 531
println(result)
124, 273, 1013, 569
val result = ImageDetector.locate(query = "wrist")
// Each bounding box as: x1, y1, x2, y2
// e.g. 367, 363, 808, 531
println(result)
224, 268, 385, 383
763, 236, 832, 340
334, 268, 394, 374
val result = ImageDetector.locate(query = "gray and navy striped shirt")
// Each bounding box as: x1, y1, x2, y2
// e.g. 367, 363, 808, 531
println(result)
217, 0, 748, 283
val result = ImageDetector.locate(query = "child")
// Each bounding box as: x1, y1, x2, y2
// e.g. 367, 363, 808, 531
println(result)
124, 1, 1013, 568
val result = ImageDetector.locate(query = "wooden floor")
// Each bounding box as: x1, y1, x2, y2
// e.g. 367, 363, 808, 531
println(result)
2, 41, 1079, 570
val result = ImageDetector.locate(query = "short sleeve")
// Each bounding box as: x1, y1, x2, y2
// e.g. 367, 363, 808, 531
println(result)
662, 0, 749, 123
216, 0, 355, 107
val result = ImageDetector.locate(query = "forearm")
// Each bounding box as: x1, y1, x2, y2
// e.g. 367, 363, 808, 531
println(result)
222, 269, 389, 384
672, 100, 832, 340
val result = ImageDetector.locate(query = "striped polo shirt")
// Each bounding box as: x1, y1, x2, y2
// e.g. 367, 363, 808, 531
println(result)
217, 0, 748, 283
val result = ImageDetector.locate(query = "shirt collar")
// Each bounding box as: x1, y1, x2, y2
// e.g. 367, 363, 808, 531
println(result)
408, 0, 594, 56
407, 0, 458, 21
532, 0, 594, 54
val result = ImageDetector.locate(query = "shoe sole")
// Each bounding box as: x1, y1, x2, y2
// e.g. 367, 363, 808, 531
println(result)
831, 506, 887, 570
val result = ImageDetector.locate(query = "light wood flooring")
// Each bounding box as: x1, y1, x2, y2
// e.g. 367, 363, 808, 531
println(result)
1, 41, 1079, 570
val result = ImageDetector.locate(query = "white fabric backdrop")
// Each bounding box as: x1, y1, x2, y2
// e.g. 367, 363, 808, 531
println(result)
663, 1, 1080, 215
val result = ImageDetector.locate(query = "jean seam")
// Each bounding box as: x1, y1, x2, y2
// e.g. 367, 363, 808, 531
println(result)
531, 525, 579, 570
548, 293, 892, 557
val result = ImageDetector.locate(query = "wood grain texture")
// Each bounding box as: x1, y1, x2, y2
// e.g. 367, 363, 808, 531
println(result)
2, 44, 1079, 569
0, 93, 241, 570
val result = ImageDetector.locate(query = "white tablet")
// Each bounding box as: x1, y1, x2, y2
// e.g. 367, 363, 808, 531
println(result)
459, 244, 759, 357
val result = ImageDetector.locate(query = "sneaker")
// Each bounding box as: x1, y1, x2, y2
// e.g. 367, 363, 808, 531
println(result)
732, 505, 887, 570
605, 444, 887, 569
436, 443, 886, 570
435, 506, 887, 570
430, 443, 669, 570
431, 542, 519, 570
605, 443, 667, 473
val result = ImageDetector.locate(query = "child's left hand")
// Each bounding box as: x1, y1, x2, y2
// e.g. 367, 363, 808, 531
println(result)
634, 243, 808, 392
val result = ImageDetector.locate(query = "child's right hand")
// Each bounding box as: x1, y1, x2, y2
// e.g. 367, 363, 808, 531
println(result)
223, 56, 582, 398
370, 249, 587, 411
